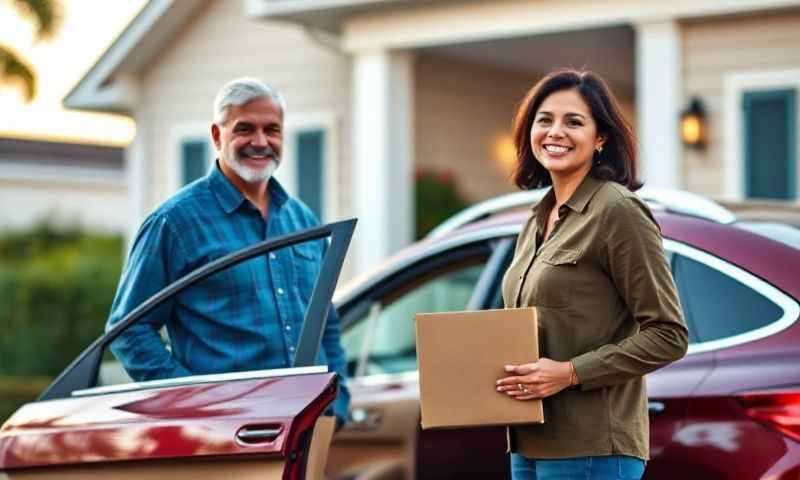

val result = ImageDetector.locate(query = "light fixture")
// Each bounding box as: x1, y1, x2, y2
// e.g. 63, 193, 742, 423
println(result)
680, 97, 706, 149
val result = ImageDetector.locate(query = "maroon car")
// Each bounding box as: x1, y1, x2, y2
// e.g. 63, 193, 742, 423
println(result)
326, 189, 800, 480
2, 191, 799, 479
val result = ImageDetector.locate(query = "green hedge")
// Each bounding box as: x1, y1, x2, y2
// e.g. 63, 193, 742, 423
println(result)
415, 169, 469, 240
0, 224, 123, 421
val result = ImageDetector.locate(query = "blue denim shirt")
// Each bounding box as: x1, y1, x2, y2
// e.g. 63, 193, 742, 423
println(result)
107, 162, 349, 421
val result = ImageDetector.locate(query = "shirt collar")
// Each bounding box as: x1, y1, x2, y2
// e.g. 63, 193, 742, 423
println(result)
209, 160, 289, 214
564, 175, 605, 214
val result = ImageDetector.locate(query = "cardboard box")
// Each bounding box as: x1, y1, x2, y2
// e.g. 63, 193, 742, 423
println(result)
415, 307, 544, 429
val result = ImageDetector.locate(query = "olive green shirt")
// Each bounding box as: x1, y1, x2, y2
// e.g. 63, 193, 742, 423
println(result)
501, 175, 688, 461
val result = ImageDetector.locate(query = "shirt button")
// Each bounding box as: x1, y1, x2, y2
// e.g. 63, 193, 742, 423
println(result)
285, 325, 291, 331
289, 346, 295, 352
277, 288, 285, 295
269, 252, 276, 260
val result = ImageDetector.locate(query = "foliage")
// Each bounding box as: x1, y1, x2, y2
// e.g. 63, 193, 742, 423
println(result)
0, 0, 61, 100
0, 223, 122, 421
415, 169, 469, 240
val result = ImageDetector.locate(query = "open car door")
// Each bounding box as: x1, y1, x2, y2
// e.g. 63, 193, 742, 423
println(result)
0, 219, 356, 480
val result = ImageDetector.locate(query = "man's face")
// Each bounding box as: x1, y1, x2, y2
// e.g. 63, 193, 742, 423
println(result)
212, 97, 283, 184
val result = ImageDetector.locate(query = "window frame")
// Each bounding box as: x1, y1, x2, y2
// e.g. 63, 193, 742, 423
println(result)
723, 69, 800, 200
281, 112, 340, 222
742, 88, 797, 199
665, 238, 800, 355
168, 123, 215, 192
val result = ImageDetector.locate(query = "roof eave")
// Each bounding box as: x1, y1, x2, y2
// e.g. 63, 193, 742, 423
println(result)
244, 0, 415, 33
63, 0, 205, 114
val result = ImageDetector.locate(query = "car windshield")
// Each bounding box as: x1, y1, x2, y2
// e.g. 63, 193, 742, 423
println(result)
735, 222, 800, 251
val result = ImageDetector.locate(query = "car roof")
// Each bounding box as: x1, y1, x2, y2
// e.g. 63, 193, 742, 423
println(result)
445, 208, 800, 301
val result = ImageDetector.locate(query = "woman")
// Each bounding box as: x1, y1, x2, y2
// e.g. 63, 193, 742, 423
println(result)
495, 69, 689, 480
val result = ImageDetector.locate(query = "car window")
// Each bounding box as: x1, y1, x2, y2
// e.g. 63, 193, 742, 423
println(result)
343, 257, 487, 377
670, 251, 784, 345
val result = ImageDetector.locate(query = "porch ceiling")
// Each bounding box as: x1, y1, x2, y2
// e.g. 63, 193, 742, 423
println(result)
420, 25, 635, 94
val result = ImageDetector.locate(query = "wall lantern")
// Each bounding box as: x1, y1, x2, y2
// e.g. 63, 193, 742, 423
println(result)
680, 97, 706, 148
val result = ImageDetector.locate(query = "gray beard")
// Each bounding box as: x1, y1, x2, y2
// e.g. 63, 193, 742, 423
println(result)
223, 145, 280, 183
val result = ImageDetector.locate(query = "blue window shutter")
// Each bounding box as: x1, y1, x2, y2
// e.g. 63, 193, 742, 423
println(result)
181, 140, 209, 186
742, 89, 796, 200
296, 130, 325, 219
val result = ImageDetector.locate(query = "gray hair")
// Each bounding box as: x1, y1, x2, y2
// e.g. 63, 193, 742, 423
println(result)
213, 77, 286, 124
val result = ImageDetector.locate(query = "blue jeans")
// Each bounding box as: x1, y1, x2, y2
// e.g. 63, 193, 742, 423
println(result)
510, 454, 645, 480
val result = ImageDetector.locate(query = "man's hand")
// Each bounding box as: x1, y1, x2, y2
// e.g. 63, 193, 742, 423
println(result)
496, 358, 573, 400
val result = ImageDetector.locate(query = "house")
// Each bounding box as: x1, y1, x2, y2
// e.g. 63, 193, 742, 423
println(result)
65, 0, 800, 277
0, 137, 126, 233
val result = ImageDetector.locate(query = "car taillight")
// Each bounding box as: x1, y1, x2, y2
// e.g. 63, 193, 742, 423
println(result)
738, 390, 800, 442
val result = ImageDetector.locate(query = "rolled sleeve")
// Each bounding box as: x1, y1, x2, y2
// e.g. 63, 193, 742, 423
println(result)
572, 197, 688, 390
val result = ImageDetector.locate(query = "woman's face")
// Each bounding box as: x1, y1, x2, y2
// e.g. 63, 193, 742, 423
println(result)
530, 88, 604, 180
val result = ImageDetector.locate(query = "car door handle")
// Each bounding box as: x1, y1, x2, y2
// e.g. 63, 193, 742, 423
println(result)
347, 407, 382, 431
236, 425, 283, 444
648, 401, 666, 414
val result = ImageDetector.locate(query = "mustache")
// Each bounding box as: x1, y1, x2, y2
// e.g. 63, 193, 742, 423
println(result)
238, 145, 278, 160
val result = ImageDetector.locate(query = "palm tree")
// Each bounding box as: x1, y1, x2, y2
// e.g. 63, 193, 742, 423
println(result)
0, 0, 60, 101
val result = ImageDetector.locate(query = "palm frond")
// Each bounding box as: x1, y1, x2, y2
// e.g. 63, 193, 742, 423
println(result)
0, 45, 36, 101
11, 0, 61, 40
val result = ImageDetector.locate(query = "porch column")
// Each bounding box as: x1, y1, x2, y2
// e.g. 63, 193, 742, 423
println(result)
351, 50, 415, 275
635, 19, 681, 189
125, 115, 148, 255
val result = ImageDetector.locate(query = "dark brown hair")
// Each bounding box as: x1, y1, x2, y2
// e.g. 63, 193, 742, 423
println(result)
512, 69, 641, 192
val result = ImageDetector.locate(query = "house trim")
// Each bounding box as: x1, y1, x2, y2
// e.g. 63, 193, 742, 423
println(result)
168, 123, 214, 193
63, 0, 206, 113
282, 112, 341, 223
723, 69, 800, 200
339, 0, 800, 51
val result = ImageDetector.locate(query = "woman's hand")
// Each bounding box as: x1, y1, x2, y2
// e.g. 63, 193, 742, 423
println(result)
496, 358, 573, 400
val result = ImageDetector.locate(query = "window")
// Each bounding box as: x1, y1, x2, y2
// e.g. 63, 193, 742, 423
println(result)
296, 129, 325, 219
743, 89, 797, 200
343, 257, 488, 377
670, 251, 783, 345
180, 140, 210, 186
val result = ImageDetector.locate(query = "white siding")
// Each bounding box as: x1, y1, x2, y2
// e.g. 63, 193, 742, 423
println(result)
0, 178, 126, 233
136, 0, 352, 216
682, 9, 800, 197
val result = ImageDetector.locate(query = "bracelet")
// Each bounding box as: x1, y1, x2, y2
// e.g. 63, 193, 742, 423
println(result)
568, 361, 580, 387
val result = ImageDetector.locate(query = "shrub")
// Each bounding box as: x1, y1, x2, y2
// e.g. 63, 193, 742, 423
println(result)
415, 169, 469, 240
0, 223, 123, 421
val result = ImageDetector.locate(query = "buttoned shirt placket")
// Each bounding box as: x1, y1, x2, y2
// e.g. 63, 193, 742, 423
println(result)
264, 199, 296, 366
514, 203, 570, 308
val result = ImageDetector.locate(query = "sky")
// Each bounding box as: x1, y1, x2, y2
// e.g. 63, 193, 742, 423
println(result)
0, 0, 147, 146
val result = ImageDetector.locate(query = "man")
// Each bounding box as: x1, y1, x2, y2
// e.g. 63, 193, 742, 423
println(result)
106, 77, 349, 425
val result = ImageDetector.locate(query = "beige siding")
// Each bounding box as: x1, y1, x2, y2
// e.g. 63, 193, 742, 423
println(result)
681, 9, 800, 197
0, 179, 127, 233
415, 55, 536, 203
137, 0, 352, 216
415, 55, 636, 203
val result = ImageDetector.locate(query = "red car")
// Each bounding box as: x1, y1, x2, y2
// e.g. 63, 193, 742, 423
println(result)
2, 191, 799, 479
326, 189, 800, 480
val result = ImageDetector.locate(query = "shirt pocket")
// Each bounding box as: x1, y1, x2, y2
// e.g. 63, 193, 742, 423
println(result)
292, 242, 322, 300
533, 248, 582, 308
